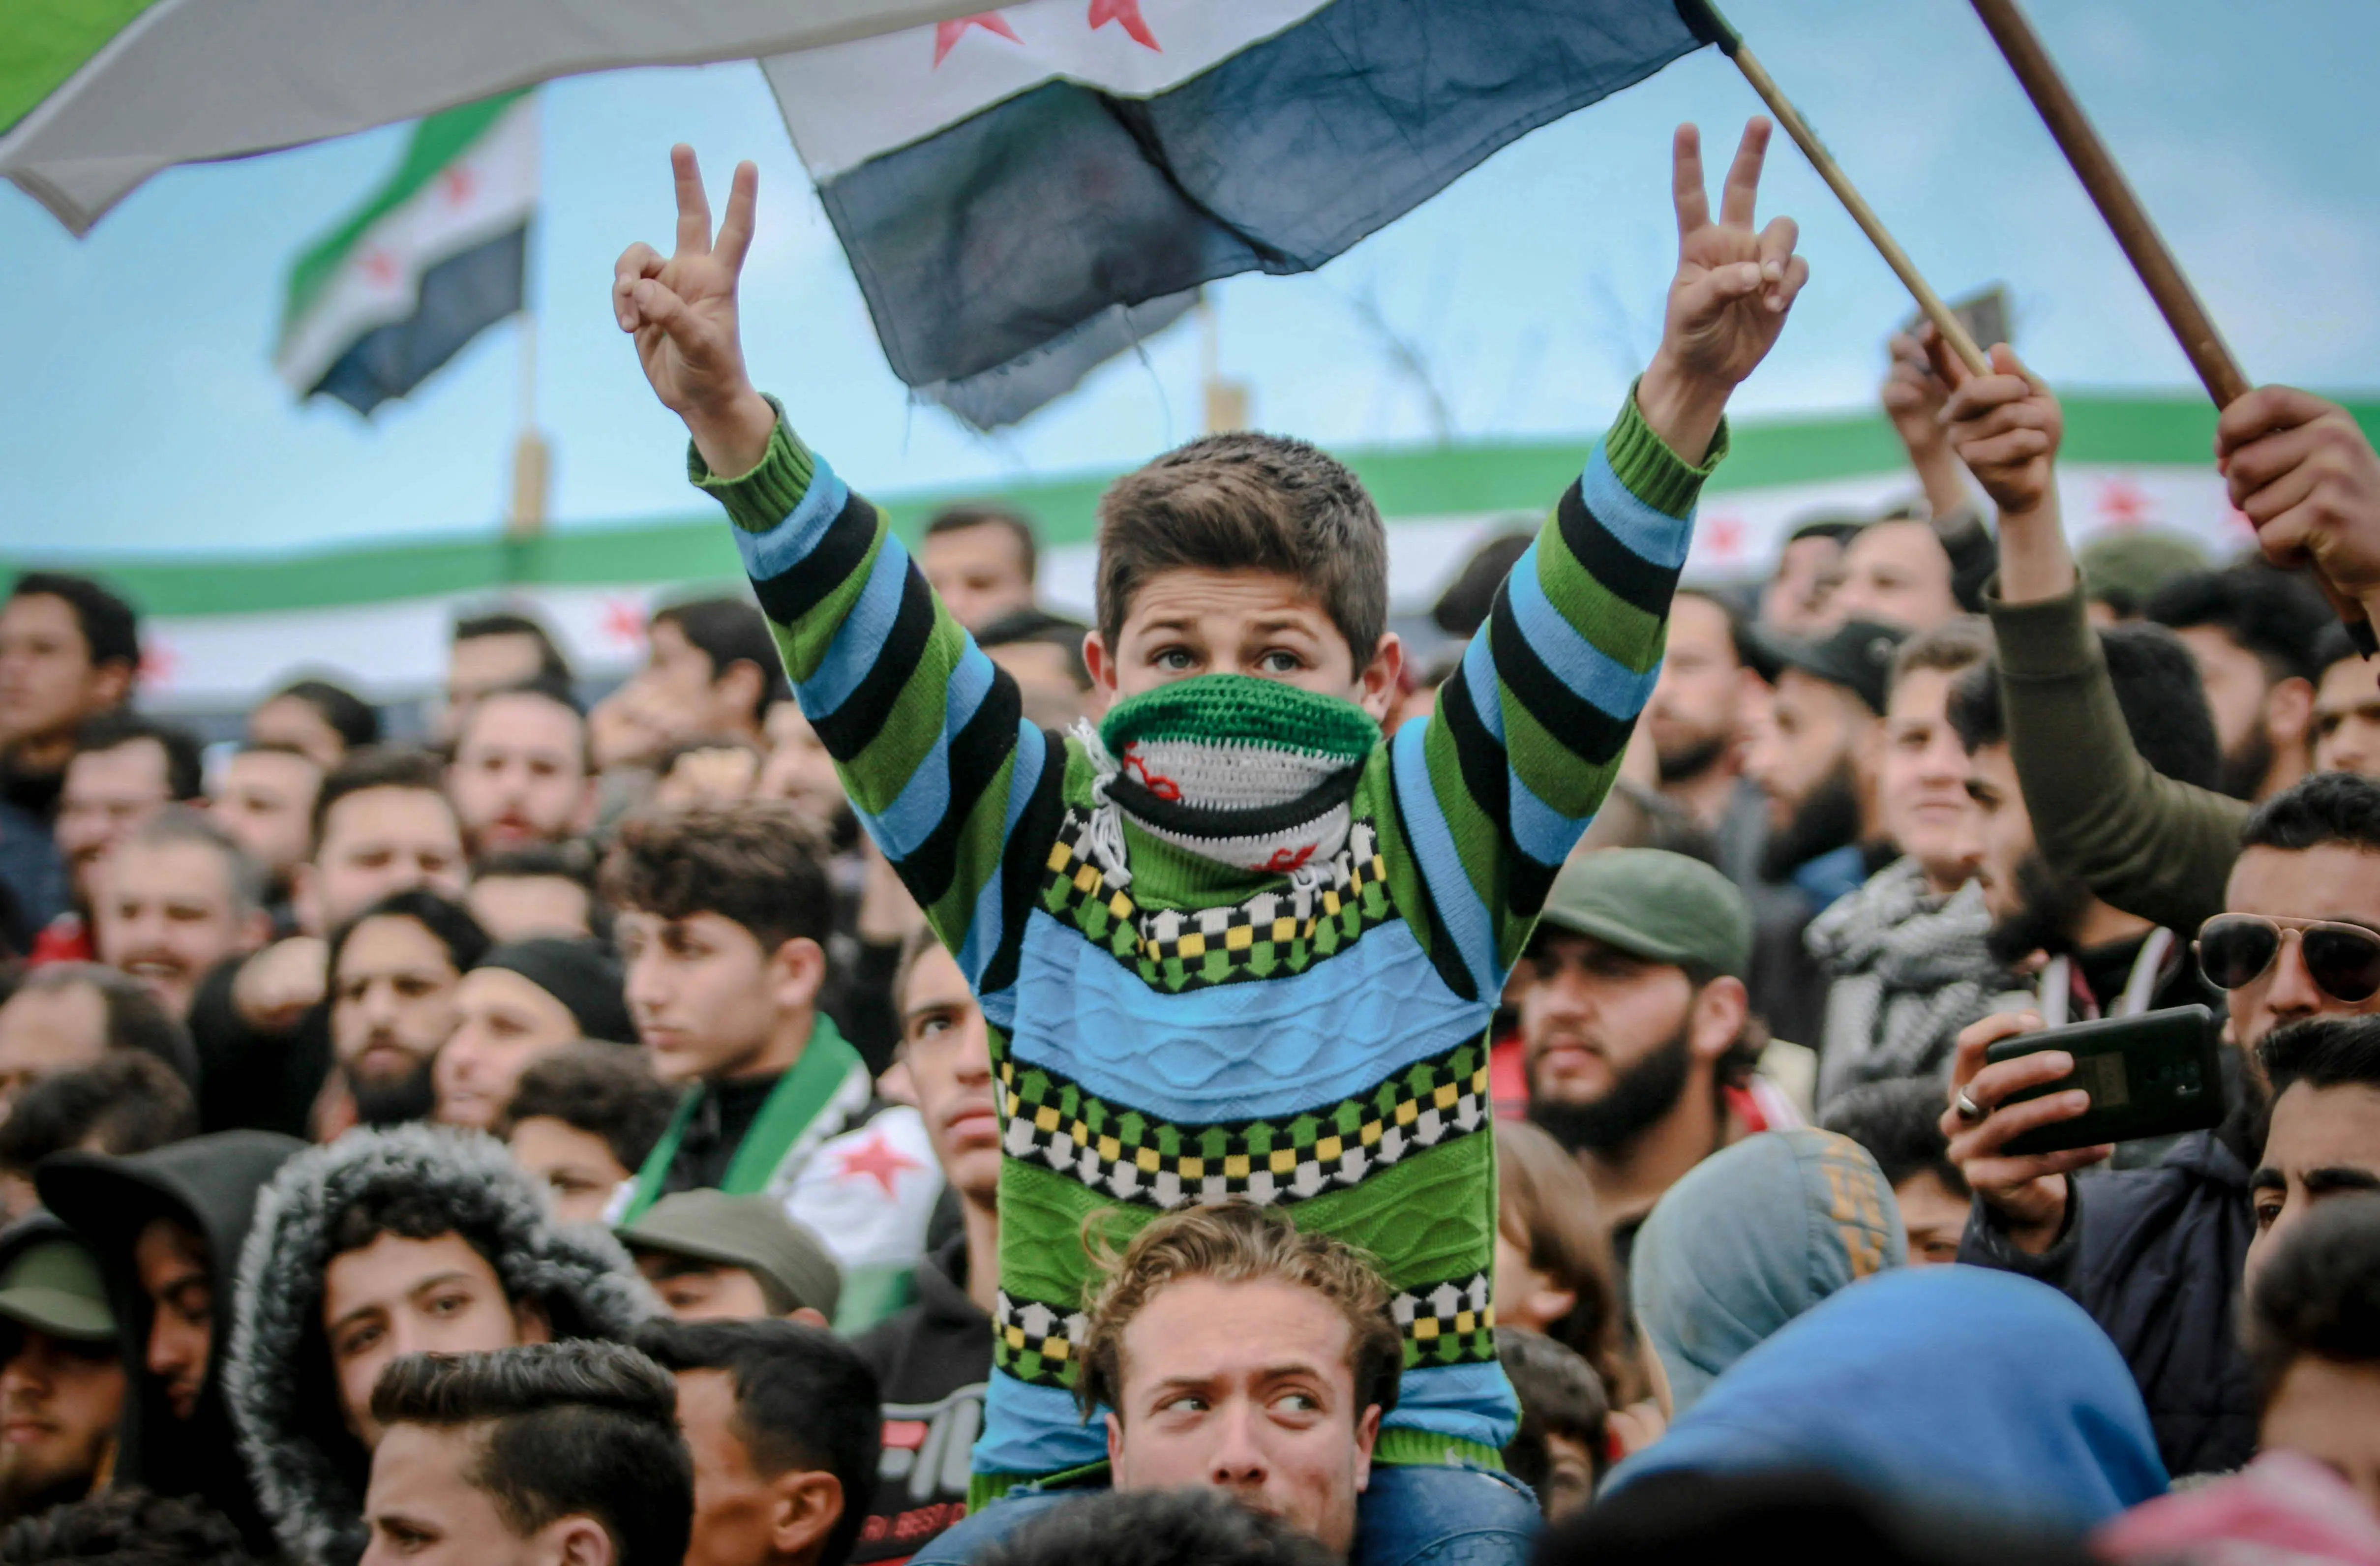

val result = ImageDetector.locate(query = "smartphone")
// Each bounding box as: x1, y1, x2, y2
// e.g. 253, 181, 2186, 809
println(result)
1981, 1004, 2224, 1156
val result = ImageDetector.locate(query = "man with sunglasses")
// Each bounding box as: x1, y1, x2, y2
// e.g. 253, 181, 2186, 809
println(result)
1945, 770, 2380, 1477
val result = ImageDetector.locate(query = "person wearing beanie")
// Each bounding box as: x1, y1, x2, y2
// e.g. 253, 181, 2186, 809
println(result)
617, 1190, 841, 1326
435, 936, 634, 1131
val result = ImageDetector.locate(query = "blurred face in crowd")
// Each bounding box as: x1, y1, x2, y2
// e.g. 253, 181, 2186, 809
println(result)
247, 694, 350, 772
1893, 1171, 1969, 1266
94, 836, 268, 1022
56, 738, 174, 908
619, 910, 813, 1085
640, 620, 762, 742
362, 1420, 593, 1566
1519, 930, 1741, 1158
1879, 664, 1983, 894
1962, 740, 2098, 966
2216, 844, 2380, 1053
444, 631, 551, 739
2312, 657, 2380, 779
0, 1321, 124, 1516
449, 692, 594, 856
132, 1219, 213, 1423
0, 593, 127, 752
323, 1232, 546, 1447
2246, 1082, 2380, 1295
300, 786, 467, 934
902, 944, 999, 1207
508, 1116, 632, 1226
1643, 594, 1742, 787
675, 1365, 844, 1566
1105, 1276, 1379, 1555
467, 874, 594, 944
2173, 625, 2305, 801
1744, 669, 1875, 878
921, 521, 1034, 634
1759, 534, 1841, 637
757, 703, 846, 835
434, 968, 583, 1132
1828, 522, 1956, 633
633, 1257, 776, 1324
213, 747, 323, 889
989, 638, 1094, 731
654, 745, 760, 809
0, 982, 106, 1123
332, 914, 465, 1120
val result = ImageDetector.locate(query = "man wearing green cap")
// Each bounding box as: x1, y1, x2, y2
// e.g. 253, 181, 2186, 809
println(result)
1515, 849, 1798, 1270
0, 1215, 123, 1522
619, 1191, 841, 1327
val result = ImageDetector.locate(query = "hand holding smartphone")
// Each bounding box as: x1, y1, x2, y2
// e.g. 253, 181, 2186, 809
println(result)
1980, 1005, 2225, 1156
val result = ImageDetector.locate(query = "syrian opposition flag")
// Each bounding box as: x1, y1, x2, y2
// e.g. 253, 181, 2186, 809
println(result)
274, 94, 536, 416
761, 0, 1715, 429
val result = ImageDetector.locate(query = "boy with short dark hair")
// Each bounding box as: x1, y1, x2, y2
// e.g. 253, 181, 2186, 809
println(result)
614, 117, 1807, 1529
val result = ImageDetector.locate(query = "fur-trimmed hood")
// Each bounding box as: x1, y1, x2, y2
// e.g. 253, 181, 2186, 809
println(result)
224, 1126, 655, 1566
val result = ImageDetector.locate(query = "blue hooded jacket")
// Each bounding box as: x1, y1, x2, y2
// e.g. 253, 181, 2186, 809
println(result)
1607, 1266, 2169, 1529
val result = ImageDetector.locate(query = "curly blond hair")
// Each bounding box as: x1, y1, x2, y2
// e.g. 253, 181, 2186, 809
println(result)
1075, 1203, 1402, 1423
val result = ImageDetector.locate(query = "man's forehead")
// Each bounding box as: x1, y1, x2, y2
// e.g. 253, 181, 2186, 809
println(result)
2272, 1080, 2380, 1151
68, 739, 166, 791
1121, 1276, 1356, 1380
0, 982, 106, 1053
0, 593, 83, 644
2229, 844, 2380, 923
111, 838, 232, 896
326, 786, 456, 846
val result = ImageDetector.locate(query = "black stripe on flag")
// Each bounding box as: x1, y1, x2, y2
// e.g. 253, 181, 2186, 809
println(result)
309, 226, 525, 416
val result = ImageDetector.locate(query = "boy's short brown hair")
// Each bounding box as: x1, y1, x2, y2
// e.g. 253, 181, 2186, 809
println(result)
598, 800, 832, 956
1094, 433, 1388, 665
1076, 1203, 1401, 1422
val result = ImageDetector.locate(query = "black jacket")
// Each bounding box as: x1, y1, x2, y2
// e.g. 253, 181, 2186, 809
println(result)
1958, 1098, 2259, 1477
186, 958, 330, 1138
37, 1131, 309, 1554
850, 1233, 991, 1563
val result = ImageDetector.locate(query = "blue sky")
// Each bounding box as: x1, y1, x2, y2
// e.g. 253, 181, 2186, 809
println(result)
5, 0, 2376, 560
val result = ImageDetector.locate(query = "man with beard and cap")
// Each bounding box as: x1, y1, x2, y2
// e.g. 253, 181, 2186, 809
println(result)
1516, 849, 1799, 1278
0, 1216, 124, 1524
432, 937, 633, 1133
1947, 627, 2220, 1031
35, 1132, 306, 1552
222, 1125, 653, 1566
1740, 618, 1909, 1048
319, 890, 490, 1136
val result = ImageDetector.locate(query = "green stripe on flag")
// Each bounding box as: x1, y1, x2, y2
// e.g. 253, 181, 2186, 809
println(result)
276, 90, 531, 348
0, 0, 171, 139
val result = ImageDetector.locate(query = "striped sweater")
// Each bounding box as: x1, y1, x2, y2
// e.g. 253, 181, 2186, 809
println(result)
695, 390, 1721, 1498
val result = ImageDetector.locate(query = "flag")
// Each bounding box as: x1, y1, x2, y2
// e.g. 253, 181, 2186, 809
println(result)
275, 94, 536, 416
0, 0, 1003, 237
762, 0, 1715, 429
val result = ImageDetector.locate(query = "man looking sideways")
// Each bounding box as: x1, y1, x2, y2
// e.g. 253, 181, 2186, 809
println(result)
360, 1342, 691, 1566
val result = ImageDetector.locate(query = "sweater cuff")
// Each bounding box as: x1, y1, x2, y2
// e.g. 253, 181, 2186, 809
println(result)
1608, 378, 1728, 516
687, 395, 818, 535
1985, 579, 2100, 683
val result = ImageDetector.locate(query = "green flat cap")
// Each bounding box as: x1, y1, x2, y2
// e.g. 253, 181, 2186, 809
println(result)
0, 1236, 116, 1343
1537, 848, 1751, 981
2078, 530, 2209, 614
617, 1192, 841, 1320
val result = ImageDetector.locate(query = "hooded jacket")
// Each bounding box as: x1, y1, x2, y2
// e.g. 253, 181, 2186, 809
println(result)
222, 1126, 654, 1566
37, 1130, 306, 1554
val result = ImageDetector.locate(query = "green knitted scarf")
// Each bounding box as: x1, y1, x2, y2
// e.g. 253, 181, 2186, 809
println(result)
1076, 675, 1380, 885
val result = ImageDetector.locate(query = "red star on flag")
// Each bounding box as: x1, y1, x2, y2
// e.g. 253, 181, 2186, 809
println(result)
834, 1132, 924, 1197
2095, 476, 2156, 530
440, 165, 478, 207
1087, 0, 1161, 50
359, 249, 399, 286
600, 597, 647, 649
1702, 514, 1745, 561
136, 640, 178, 688
934, 11, 1022, 65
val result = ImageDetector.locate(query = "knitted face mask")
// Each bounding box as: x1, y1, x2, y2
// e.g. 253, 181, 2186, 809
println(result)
1076, 674, 1381, 884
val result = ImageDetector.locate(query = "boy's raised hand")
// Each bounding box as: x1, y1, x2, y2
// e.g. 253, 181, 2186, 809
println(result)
1638, 119, 1808, 462
614, 145, 778, 478
1932, 337, 2062, 518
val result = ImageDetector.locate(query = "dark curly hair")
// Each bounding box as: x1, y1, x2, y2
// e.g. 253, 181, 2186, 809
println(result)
0, 1487, 253, 1566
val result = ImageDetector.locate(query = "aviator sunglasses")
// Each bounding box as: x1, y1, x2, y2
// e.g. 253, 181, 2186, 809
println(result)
2195, 914, 2380, 1004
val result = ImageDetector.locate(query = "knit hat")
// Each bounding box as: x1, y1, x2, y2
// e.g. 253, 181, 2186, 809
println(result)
1078, 674, 1380, 886
1538, 848, 1751, 981
1753, 618, 1909, 716
616, 1192, 842, 1319
474, 938, 634, 1045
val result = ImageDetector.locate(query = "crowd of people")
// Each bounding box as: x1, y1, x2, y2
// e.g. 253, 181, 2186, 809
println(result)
0, 117, 2375, 1566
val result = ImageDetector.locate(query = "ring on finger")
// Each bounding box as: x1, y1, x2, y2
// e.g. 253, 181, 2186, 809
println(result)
1954, 1089, 1987, 1125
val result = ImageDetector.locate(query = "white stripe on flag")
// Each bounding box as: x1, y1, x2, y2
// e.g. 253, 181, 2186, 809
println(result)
274, 98, 538, 393
763, 0, 1335, 180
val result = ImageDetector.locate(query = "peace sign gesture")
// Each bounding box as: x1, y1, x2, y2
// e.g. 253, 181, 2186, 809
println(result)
1639, 119, 1808, 461
614, 144, 778, 477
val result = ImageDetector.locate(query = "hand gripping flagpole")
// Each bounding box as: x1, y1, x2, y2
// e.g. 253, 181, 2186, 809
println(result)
1673, 0, 1989, 379
1960, 0, 2376, 654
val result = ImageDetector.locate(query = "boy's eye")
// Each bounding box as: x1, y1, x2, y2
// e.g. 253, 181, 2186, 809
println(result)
1257, 651, 1305, 675
1153, 649, 1198, 671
